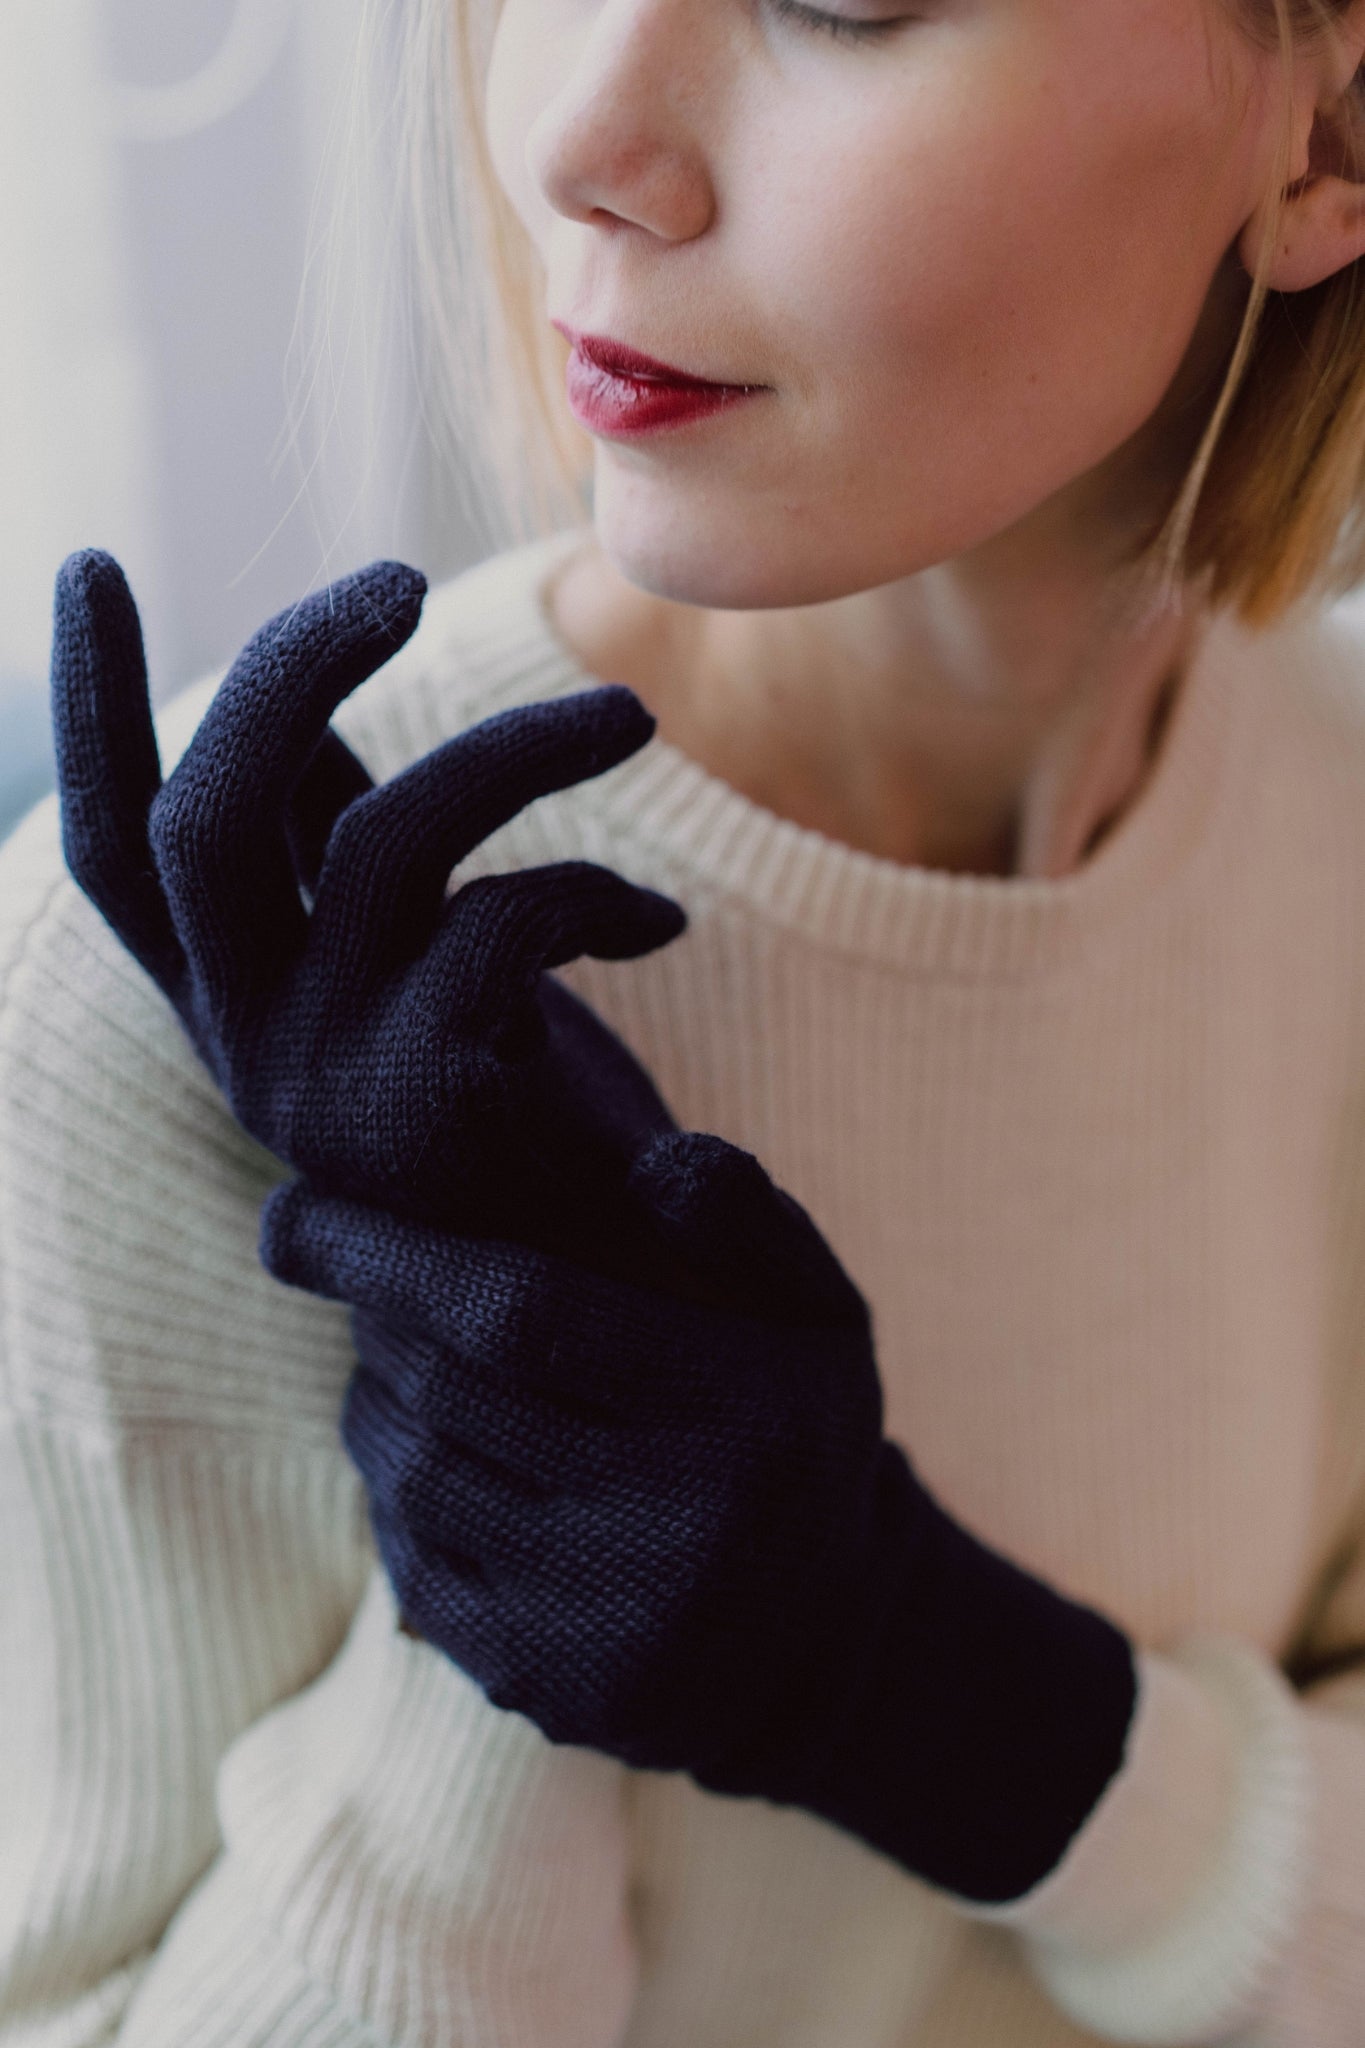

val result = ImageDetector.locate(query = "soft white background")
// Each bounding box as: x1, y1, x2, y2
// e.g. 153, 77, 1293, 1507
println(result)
0, 0, 484, 838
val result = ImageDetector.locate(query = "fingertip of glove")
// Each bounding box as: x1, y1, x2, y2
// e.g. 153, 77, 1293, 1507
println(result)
281, 561, 427, 659
358, 558, 429, 604
643, 883, 687, 929
51, 554, 150, 774
568, 683, 658, 766
629, 1131, 869, 1326
630, 1129, 771, 1220
488, 686, 656, 792
55, 547, 123, 592
53, 550, 137, 631
612, 883, 688, 957
347, 560, 429, 639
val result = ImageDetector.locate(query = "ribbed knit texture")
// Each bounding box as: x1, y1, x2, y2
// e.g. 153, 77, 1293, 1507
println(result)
7, 526, 1365, 2044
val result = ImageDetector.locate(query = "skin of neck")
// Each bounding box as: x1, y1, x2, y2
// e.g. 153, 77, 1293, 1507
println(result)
549, 541, 1197, 878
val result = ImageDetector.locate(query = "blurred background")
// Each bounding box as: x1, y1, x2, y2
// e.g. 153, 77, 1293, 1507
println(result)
0, 0, 485, 842
12, 3, 1365, 851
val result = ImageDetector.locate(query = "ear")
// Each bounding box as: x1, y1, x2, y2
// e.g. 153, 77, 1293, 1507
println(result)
1238, 12, 1365, 293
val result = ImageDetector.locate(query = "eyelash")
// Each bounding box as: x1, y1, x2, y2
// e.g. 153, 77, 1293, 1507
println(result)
766, 0, 897, 45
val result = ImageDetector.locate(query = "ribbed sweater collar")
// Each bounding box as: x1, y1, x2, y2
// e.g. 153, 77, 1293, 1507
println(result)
442, 526, 1257, 983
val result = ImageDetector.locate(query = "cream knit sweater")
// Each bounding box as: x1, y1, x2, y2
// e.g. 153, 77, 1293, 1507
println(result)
5, 528, 1365, 2048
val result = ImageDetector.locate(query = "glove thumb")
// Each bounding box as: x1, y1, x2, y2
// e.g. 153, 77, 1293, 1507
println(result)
628, 1129, 867, 1328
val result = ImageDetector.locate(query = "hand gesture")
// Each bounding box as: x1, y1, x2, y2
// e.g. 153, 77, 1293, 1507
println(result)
50, 551, 687, 1250
261, 1125, 1138, 1909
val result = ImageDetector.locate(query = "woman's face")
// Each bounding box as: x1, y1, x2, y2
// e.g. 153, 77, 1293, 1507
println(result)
485, 0, 1281, 609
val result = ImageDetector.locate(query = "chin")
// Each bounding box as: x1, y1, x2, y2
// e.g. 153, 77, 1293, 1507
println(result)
586, 491, 771, 610
589, 492, 856, 613
585, 459, 1026, 612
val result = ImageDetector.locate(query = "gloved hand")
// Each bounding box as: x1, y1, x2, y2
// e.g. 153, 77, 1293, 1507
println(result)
261, 1131, 1141, 1910
50, 550, 687, 1256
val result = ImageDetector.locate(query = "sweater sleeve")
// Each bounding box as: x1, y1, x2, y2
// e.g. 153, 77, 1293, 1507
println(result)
0, 782, 639, 2048
117, 1569, 640, 2048
959, 1619, 1365, 2045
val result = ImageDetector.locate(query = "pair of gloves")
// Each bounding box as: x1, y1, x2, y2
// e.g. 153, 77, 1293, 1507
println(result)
50, 551, 1139, 1908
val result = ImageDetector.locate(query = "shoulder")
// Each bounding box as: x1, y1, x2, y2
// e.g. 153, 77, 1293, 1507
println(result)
1218, 598, 1365, 920
1245, 598, 1365, 792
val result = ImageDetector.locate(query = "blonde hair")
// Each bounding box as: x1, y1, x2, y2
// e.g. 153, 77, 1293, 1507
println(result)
385, 0, 1365, 628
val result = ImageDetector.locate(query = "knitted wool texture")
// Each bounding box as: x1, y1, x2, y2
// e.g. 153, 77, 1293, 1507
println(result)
50, 550, 686, 1261
53, 547, 1138, 1908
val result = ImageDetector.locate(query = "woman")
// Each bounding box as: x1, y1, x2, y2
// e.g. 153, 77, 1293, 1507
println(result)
7, 0, 1365, 2040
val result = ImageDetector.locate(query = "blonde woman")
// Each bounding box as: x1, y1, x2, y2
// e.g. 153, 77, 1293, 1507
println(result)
8, 0, 1365, 2041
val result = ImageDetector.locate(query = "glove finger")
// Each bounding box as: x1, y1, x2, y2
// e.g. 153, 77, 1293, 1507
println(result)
342, 1353, 553, 1530
349, 1302, 626, 1482
628, 1130, 868, 1328
305, 687, 662, 991
409, 863, 686, 1051
361, 1481, 497, 1648
536, 973, 679, 1150
50, 551, 183, 990
148, 562, 426, 1002
260, 1179, 656, 1411
363, 1490, 562, 1723
286, 728, 375, 897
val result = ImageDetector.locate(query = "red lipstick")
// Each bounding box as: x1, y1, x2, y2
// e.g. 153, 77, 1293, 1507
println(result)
554, 323, 766, 438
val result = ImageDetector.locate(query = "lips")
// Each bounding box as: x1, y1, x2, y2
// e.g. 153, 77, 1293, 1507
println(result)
552, 322, 748, 390
553, 321, 765, 437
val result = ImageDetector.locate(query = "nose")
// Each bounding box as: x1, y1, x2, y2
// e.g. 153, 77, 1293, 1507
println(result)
525, 0, 718, 243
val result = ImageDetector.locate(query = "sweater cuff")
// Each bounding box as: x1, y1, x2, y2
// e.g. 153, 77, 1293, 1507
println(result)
964, 1637, 1311, 2044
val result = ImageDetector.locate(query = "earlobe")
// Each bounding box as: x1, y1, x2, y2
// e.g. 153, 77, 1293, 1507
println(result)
1240, 171, 1365, 292
1238, 92, 1365, 292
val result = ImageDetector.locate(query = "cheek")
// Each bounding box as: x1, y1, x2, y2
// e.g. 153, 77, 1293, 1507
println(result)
748, 31, 1248, 515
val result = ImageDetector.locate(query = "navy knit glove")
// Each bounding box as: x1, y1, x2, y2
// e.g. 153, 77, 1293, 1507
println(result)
50, 551, 687, 1254
261, 1137, 1140, 1909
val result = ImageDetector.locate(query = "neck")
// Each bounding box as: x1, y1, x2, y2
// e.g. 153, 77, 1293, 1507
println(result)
704, 542, 1204, 875
546, 535, 1204, 880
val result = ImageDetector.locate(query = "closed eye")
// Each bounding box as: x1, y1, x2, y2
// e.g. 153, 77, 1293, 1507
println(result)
765, 0, 905, 46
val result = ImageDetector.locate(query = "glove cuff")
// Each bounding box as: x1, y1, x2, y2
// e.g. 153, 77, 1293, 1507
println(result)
752, 1440, 1140, 1906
